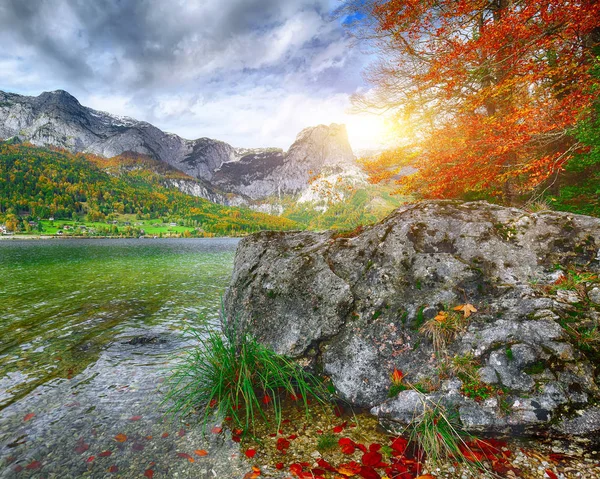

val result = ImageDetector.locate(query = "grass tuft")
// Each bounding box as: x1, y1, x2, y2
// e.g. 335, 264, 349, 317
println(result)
419, 310, 468, 352
163, 307, 329, 435
316, 433, 338, 452
405, 394, 498, 477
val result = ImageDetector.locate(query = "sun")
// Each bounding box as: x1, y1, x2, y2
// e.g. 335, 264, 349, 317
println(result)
344, 113, 392, 151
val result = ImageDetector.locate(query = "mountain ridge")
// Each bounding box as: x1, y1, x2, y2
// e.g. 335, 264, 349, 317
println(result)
0, 89, 358, 207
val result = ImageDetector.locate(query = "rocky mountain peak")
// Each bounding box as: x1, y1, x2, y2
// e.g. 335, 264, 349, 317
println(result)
287, 123, 355, 169
0, 89, 360, 205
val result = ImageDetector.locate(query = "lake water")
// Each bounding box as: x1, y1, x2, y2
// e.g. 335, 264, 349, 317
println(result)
0, 238, 258, 478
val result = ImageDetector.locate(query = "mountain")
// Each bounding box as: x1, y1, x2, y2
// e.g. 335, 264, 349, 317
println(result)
0, 89, 408, 229
0, 90, 357, 204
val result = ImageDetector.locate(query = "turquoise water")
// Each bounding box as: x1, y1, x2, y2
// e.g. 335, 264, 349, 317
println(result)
0, 238, 239, 409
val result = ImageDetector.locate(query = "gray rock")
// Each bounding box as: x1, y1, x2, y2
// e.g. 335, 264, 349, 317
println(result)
554, 407, 600, 435
225, 201, 600, 436
589, 287, 600, 304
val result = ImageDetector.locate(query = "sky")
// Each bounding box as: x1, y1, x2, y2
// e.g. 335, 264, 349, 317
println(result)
0, 0, 387, 150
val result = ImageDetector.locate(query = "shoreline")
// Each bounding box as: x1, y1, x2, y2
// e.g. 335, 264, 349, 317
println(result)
0, 234, 242, 241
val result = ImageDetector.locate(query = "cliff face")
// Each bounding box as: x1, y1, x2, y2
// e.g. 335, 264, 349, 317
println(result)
225, 201, 600, 437
211, 124, 357, 200
0, 90, 359, 205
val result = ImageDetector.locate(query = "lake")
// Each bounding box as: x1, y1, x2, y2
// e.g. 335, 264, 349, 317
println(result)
0, 238, 257, 478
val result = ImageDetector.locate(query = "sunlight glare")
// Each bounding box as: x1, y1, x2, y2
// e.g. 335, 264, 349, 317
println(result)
344, 113, 392, 151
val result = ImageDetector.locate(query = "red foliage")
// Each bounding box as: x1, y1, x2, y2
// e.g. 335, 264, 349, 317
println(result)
357, 0, 600, 199
276, 437, 291, 453
339, 437, 357, 455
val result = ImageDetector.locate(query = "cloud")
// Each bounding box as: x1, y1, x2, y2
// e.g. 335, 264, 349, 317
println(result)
0, 0, 375, 148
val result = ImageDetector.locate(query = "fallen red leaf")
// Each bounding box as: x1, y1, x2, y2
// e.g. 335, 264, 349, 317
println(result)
74, 437, 90, 454
277, 437, 291, 452
361, 450, 384, 467
144, 469, 155, 478
86, 456, 95, 463
359, 465, 381, 479
25, 460, 42, 470
129, 415, 142, 421
317, 458, 337, 472
245, 448, 257, 458
211, 426, 222, 434
114, 433, 127, 443
23, 413, 35, 422
161, 432, 169, 438
108, 465, 119, 473
545, 470, 558, 479
339, 437, 356, 455
276, 462, 284, 470
333, 421, 348, 433
99, 450, 112, 457
194, 449, 208, 457
390, 437, 408, 455
177, 452, 195, 463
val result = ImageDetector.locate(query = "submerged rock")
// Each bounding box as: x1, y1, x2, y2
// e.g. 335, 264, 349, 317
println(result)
225, 201, 600, 437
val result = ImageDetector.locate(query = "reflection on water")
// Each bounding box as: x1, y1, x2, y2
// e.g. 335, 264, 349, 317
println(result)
0, 238, 239, 409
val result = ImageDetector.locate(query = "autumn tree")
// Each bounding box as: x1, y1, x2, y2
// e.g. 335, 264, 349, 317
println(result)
342, 0, 600, 201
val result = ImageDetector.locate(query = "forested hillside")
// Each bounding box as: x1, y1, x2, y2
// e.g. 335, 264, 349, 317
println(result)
0, 143, 299, 236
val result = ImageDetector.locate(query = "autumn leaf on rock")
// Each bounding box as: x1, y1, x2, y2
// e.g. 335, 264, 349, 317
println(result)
176, 452, 195, 463
114, 433, 127, 442
391, 368, 404, 385
129, 415, 142, 421
98, 450, 112, 457
245, 448, 257, 458
211, 426, 222, 434
434, 311, 448, 322
108, 465, 119, 473
453, 303, 477, 318
23, 413, 35, 422
194, 449, 208, 457
144, 469, 155, 478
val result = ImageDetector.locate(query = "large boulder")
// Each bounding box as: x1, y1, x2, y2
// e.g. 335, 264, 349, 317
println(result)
224, 201, 600, 436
